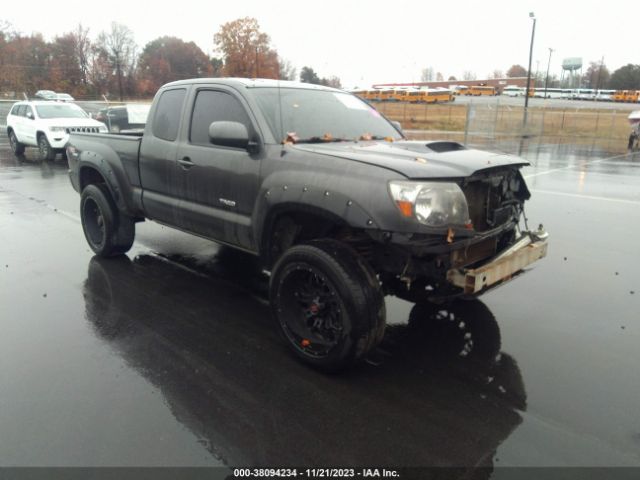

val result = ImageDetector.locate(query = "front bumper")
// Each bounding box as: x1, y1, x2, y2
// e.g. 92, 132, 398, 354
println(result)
446, 226, 548, 294
48, 133, 70, 149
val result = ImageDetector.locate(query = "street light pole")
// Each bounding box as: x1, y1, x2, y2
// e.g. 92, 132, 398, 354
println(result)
523, 12, 536, 127
544, 47, 554, 98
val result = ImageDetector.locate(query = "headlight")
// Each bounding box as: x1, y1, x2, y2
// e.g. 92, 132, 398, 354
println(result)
49, 126, 66, 133
389, 181, 470, 227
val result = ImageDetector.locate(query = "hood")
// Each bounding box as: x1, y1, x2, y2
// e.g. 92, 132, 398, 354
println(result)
292, 140, 529, 179
39, 117, 106, 128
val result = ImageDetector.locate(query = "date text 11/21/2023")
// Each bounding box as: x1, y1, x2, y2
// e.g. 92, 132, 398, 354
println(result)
232, 468, 400, 478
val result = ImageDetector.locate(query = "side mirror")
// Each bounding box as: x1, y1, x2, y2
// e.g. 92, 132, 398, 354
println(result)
209, 121, 251, 150
391, 120, 402, 132
26, 111, 34, 120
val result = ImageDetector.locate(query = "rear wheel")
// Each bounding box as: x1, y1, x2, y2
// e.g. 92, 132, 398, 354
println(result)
8, 130, 25, 155
270, 239, 385, 371
37, 134, 56, 161
80, 184, 135, 257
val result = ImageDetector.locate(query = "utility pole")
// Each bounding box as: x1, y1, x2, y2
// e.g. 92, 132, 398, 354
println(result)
523, 12, 536, 128
544, 48, 554, 98
596, 56, 605, 91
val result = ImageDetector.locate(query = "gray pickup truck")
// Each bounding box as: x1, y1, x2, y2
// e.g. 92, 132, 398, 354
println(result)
67, 78, 548, 370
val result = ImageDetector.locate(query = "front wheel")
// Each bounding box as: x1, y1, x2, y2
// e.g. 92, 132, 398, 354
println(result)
269, 239, 386, 371
80, 184, 135, 257
8, 130, 25, 155
38, 134, 56, 161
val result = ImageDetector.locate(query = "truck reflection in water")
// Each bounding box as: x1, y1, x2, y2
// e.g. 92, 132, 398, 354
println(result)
83, 252, 526, 472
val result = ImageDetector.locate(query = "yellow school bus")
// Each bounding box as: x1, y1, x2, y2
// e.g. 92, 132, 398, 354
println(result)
613, 90, 628, 102
352, 90, 367, 100
468, 85, 497, 96
624, 90, 640, 102
365, 89, 393, 101
405, 90, 454, 103
392, 90, 411, 102
453, 86, 469, 96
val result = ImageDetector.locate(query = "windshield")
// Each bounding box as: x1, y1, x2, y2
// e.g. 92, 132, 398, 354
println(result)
35, 104, 88, 119
251, 87, 402, 143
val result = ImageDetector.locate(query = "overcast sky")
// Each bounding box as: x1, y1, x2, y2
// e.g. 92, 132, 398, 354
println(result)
4, 0, 636, 88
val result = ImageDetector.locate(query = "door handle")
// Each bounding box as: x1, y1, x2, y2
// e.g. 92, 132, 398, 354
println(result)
178, 157, 194, 169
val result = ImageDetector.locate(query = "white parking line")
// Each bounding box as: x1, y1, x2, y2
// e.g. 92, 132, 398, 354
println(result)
523, 152, 632, 179
529, 189, 640, 205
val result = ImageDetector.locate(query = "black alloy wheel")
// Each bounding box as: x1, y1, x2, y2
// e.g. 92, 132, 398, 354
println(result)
270, 239, 386, 371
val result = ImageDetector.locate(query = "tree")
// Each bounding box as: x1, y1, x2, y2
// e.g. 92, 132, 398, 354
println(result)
321, 76, 341, 88
448, 75, 457, 81
138, 36, 212, 95
210, 57, 224, 76
436, 72, 444, 82
278, 58, 297, 81
506, 64, 527, 77
490, 69, 504, 79
0, 33, 51, 95
96, 22, 137, 100
582, 61, 610, 89
214, 17, 279, 79
462, 71, 477, 81
50, 33, 90, 95
300, 66, 320, 84
71, 24, 92, 88
421, 67, 434, 82
609, 64, 640, 90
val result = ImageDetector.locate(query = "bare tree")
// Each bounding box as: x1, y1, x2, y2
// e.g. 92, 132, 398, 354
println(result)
436, 72, 444, 82
278, 58, 297, 81
421, 67, 434, 82
97, 22, 137, 100
72, 24, 91, 86
462, 71, 477, 81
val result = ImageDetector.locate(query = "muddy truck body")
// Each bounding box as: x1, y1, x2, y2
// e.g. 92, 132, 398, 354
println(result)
67, 78, 548, 370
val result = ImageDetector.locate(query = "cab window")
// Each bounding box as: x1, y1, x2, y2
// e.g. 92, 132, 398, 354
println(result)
189, 90, 252, 146
152, 88, 186, 142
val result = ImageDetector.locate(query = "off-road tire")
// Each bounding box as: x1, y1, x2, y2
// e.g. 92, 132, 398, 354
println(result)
80, 184, 135, 257
8, 130, 25, 156
37, 133, 56, 161
270, 239, 386, 371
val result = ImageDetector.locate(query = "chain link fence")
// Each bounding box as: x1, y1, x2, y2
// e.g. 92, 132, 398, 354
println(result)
376, 99, 634, 155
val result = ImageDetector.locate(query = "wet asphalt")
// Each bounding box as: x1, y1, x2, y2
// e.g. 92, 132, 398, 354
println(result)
0, 137, 639, 471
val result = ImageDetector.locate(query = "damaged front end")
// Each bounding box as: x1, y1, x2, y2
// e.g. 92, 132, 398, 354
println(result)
373, 166, 548, 301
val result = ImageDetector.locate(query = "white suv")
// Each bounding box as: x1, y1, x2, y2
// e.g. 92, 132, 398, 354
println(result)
6, 101, 108, 161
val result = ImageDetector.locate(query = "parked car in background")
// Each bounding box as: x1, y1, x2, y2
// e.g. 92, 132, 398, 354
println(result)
6, 101, 108, 161
34, 90, 57, 101
55, 93, 75, 102
95, 104, 152, 132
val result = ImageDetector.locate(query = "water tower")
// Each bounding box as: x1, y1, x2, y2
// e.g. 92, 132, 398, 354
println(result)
561, 57, 583, 88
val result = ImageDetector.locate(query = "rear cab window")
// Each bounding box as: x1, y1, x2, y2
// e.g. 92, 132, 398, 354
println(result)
152, 88, 187, 141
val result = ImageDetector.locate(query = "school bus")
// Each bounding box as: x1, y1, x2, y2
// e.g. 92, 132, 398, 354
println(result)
404, 90, 454, 103
467, 85, 497, 96
366, 89, 395, 102
352, 90, 367, 101
624, 90, 640, 102
614, 90, 628, 102
452, 86, 469, 96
